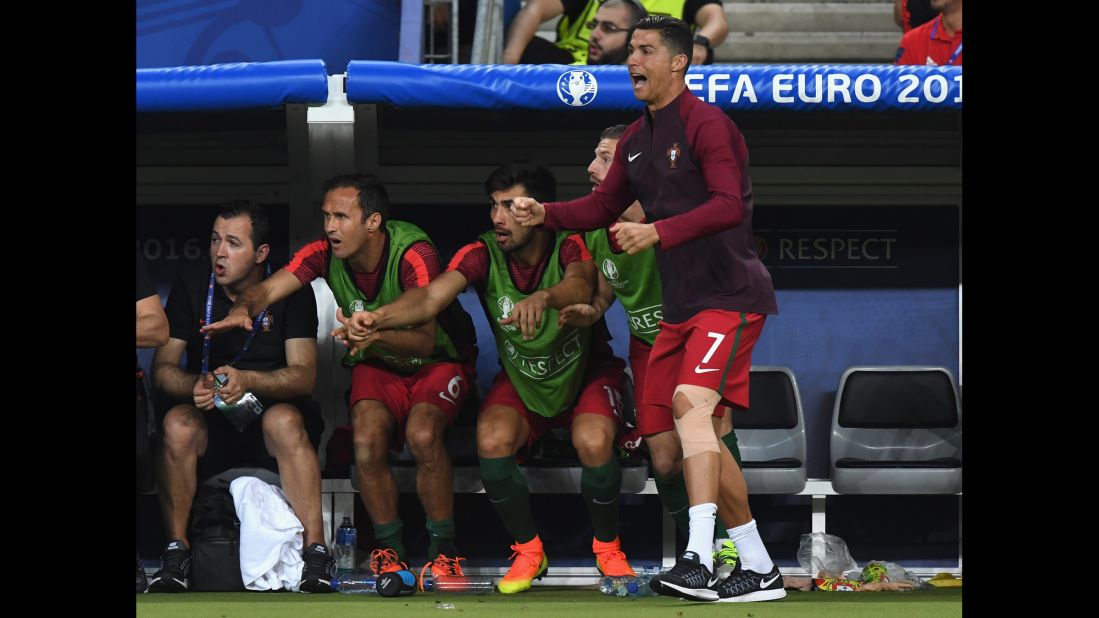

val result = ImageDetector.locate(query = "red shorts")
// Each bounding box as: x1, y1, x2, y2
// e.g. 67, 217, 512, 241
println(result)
641, 310, 766, 429
627, 337, 666, 445
349, 360, 474, 451
482, 357, 628, 448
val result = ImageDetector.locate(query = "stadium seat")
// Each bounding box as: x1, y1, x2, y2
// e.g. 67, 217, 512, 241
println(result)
830, 367, 962, 494
731, 366, 808, 494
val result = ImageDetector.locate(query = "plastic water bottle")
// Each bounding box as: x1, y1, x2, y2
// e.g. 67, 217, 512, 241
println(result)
335, 517, 357, 574
423, 574, 495, 594
599, 575, 656, 597
634, 574, 655, 596
376, 570, 418, 597
330, 571, 378, 594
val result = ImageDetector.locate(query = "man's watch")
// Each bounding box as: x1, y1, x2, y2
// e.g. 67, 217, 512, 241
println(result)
693, 34, 712, 51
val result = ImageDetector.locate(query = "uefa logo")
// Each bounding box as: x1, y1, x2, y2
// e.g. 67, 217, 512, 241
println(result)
349, 299, 365, 313
504, 340, 518, 359
497, 295, 514, 319
557, 70, 598, 107
602, 258, 619, 281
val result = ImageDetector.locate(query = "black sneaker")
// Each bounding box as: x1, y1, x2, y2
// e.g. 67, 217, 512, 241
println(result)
714, 565, 787, 602
651, 551, 718, 602
299, 543, 336, 593
147, 539, 191, 592
136, 553, 148, 593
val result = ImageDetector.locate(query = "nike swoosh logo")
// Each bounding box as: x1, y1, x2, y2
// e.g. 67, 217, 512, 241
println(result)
628, 152, 641, 162
760, 573, 780, 588
707, 575, 720, 587
694, 365, 719, 374
489, 497, 508, 503
592, 497, 617, 505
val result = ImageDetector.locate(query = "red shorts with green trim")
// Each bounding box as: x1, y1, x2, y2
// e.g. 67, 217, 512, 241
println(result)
481, 357, 628, 448
624, 337, 661, 446
641, 310, 766, 433
349, 359, 474, 451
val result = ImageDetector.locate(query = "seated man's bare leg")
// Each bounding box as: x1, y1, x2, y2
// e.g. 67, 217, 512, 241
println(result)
157, 404, 209, 545
261, 403, 324, 546
407, 402, 462, 564
405, 402, 453, 522
476, 405, 529, 460
570, 412, 616, 467
350, 399, 399, 524
149, 404, 209, 592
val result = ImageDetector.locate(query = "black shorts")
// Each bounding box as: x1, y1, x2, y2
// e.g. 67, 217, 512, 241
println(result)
157, 396, 325, 481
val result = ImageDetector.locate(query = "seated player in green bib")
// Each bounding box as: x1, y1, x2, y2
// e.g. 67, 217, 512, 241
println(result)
339, 161, 639, 594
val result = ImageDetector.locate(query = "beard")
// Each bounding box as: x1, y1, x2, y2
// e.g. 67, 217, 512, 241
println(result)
590, 45, 629, 66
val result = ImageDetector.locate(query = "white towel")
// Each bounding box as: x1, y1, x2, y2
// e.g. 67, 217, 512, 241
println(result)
230, 476, 304, 591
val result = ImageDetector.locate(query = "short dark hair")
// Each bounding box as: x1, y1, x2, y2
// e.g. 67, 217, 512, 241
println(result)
628, 15, 693, 67
485, 160, 557, 203
322, 173, 391, 223
604, 0, 647, 25
600, 124, 629, 141
216, 200, 269, 249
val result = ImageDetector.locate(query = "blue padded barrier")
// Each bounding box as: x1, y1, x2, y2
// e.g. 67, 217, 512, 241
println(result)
137, 59, 329, 112
346, 62, 961, 111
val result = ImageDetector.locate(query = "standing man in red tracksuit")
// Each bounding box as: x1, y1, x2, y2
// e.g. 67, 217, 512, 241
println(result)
511, 15, 785, 604
894, 0, 962, 66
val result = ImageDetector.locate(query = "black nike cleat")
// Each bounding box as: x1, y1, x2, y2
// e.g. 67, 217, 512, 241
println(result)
713, 565, 786, 602
650, 551, 718, 602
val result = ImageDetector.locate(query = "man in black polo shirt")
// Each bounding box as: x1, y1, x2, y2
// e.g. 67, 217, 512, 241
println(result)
149, 201, 333, 593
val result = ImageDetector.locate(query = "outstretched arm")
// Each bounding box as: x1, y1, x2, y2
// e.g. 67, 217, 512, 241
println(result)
333, 307, 438, 358
341, 270, 470, 343
512, 137, 636, 231
558, 269, 616, 328
202, 269, 303, 334
502, 258, 595, 340
503, 0, 566, 64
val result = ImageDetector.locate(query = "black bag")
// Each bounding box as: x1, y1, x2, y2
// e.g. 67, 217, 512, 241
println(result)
188, 487, 245, 591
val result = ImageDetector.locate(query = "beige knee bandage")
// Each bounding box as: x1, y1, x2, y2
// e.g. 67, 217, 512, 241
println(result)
672, 384, 721, 458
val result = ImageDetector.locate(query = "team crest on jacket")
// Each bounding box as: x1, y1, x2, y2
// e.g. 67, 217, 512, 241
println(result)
261, 312, 273, 332
667, 143, 681, 169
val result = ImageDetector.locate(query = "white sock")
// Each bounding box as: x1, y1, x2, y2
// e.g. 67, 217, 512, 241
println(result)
728, 519, 774, 574
687, 503, 717, 572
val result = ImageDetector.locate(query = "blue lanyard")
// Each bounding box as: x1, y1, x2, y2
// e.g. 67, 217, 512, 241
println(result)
201, 264, 271, 375
930, 16, 962, 65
